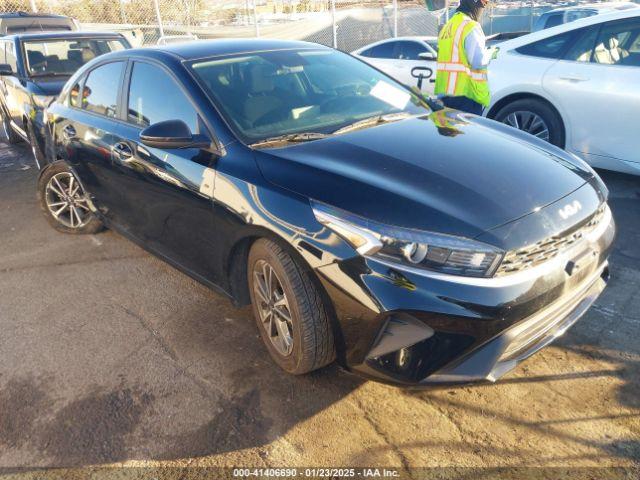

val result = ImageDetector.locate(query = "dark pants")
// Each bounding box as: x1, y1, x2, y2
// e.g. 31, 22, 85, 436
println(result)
441, 96, 484, 116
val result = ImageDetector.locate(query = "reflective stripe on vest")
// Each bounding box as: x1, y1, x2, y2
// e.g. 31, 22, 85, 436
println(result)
437, 62, 488, 81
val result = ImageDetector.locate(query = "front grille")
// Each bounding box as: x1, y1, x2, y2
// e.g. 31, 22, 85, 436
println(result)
496, 204, 607, 276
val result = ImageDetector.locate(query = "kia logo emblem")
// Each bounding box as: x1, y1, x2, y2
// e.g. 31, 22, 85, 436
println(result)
559, 200, 582, 220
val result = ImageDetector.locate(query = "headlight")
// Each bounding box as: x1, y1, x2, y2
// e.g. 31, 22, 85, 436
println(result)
32, 94, 55, 109
312, 201, 504, 278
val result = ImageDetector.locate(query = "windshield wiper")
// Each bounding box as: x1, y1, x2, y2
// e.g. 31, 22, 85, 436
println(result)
29, 71, 71, 78
332, 112, 414, 135
250, 132, 330, 148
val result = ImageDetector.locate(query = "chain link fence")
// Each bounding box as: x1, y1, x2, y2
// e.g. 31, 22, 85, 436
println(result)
0, 0, 565, 51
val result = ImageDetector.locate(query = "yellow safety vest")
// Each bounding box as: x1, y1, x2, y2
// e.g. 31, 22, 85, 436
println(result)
434, 12, 490, 107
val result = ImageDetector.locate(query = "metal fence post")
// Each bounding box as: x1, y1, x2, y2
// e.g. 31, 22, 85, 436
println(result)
153, 0, 165, 39
331, 0, 337, 49
29, 0, 38, 12
393, 0, 398, 38
529, 0, 534, 31
253, 0, 260, 37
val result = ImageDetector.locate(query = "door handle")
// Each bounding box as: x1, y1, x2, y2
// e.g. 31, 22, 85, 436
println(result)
559, 75, 589, 82
112, 142, 133, 161
62, 124, 76, 140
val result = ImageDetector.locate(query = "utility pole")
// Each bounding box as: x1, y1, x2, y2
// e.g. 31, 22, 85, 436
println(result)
254, 0, 260, 37
331, 0, 337, 48
393, 0, 398, 38
29, 0, 38, 13
153, 0, 165, 39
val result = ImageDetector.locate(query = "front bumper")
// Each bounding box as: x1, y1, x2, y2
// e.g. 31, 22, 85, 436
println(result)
315, 202, 615, 387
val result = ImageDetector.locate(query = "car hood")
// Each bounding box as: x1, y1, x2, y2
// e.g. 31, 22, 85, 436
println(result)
253, 110, 594, 240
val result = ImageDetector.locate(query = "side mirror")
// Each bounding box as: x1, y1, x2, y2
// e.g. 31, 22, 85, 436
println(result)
418, 51, 436, 61
0, 63, 13, 76
140, 119, 211, 149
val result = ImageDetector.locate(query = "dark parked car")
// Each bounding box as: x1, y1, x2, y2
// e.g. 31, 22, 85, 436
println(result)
0, 31, 130, 167
41, 40, 615, 386
0, 12, 77, 35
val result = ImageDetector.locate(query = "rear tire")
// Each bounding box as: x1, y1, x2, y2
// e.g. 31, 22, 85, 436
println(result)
1, 110, 21, 145
494, 98, 565, 148
38, 161, 103, 234
248, 238, 335, 375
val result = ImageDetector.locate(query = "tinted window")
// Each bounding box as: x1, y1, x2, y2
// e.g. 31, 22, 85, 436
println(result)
516, 31, 576, 59
564, 27, 598, 62
593, 18, 640, 66
361, 41, 397, 59
24, 38, 127, 76
544, 13, 564, 29
190, 49, 428, 143
127, 62, 198, 132
83, 62, 123, 118
396, 41, 427, 60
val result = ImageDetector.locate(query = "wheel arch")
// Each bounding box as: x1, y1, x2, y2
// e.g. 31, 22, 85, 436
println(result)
487, 92, 567, 148
225, 227, 346, 361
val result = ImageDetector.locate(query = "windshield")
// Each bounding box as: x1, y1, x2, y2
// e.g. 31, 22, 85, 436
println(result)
24, 38, 127, 76
189, 48, 430, 144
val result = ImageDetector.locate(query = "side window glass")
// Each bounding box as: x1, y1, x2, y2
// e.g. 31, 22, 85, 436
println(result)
516, 31, 576, 59
593, 19, 640, 66
564, 27, 598, 62
127, 62, 198, 133
69, 81, 83, 108
5, 43, 17, 72
545, 14, 564, 29
396, 41, 426, 60
369, 42, 396, 59
83, 61, 123, 117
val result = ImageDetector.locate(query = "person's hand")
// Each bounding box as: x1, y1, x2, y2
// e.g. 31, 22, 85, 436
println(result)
490, 46, 500, 60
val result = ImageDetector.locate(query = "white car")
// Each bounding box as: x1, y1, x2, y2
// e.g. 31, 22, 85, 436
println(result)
533, 2, 638, 31
487, 9, 640, 175
352, 37, 438, 93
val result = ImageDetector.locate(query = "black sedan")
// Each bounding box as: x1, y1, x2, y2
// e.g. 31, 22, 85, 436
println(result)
41, 39, 615, 386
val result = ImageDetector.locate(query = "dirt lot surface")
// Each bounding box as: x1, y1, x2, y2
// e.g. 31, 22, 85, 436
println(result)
0, 142, 638, 477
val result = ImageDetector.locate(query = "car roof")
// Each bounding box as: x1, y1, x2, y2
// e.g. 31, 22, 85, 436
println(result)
3, 31, 125, 41
352, 36, 438, 53
545, 1, 638, 14
498, 8, 640, 50
138, 38, 332, 61
0, 11, 71, 19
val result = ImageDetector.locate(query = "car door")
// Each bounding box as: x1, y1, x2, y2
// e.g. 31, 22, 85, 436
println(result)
358, 41, 400, 79
3, 40, 25, 131
59, 60, 129, 217
109, 60, 222, 283
542, 18, 640, 168
394, 40, 437, 93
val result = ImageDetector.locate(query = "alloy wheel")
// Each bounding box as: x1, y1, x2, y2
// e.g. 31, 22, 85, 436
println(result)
252, 259, 294, 357
502, 111, 550, 142
45, 172, 91, 229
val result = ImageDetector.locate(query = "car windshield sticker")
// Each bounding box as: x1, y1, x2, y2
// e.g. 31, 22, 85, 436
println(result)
370, 80, 411, 110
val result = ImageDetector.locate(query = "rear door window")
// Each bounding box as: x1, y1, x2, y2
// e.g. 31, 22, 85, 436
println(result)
395, 41, 427, 60
516, 30, 577, 59
82, 61, 124, 118
361, 41, 397, 59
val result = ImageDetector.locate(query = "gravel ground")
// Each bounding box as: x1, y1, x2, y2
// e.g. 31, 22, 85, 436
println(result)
0, 142, 638, 477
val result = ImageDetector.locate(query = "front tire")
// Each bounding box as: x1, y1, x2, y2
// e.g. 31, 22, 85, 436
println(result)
38, 161, 103, 234
494, 98, 565, 148
248, 238, 335, 375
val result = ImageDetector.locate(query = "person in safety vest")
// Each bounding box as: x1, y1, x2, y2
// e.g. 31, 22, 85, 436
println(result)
434, 0, 496, 115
